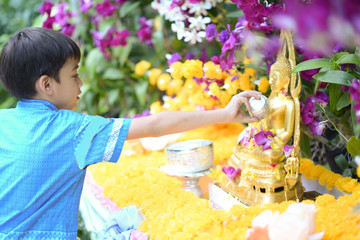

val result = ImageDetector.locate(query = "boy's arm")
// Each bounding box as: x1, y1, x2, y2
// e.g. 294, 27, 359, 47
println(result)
126, 90, 261, 140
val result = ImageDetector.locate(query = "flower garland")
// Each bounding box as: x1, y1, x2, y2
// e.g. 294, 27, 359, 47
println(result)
89, 123, 360, 240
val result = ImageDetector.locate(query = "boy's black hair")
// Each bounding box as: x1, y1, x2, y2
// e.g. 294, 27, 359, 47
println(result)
0, 27, 81, 99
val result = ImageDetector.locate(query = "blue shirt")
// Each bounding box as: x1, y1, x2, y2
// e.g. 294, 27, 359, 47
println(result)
0, 99, 131, 239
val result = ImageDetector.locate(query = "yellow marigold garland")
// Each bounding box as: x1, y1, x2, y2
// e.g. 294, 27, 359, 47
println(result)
88, 124, 360, 240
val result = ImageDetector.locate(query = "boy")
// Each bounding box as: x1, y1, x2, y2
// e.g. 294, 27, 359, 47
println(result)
0, 27, 260, 239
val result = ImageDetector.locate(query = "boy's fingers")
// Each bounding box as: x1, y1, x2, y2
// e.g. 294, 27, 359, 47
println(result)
240, 116, 259, 123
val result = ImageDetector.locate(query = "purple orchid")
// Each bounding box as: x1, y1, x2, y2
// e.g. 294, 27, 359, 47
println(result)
222, 166, 241, 180
185, 53, 194, 60
167, 53, 182, 66
80, 0, 93, 13
136, 17, 153, 46
96, 1, 117, 17
205, 24, 218, 41
350, 79, 360, 123
109, 29, 131, 47
309, 117, 326, 135
283, 145, 294, 158
218, 29, 229, 45
60, 23, 75, 37
254, 130, 275, 150
42, 16, 56, 29
40, 1, 54, 15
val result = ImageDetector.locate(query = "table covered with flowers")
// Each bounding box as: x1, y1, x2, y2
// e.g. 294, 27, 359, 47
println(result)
81, 120, 360, 240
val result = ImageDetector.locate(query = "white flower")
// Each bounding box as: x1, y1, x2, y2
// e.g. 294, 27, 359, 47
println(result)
188, 1, 212, 15
171, 21, 186, 40
188, 15, 211, 31
205, 0, 222, 7
183, 29, 206, 44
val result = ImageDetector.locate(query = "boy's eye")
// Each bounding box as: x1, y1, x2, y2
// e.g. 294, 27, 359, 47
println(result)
73, 74, 79, 79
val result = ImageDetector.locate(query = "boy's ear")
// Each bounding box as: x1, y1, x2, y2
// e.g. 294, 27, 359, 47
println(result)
36, 75, 54, 96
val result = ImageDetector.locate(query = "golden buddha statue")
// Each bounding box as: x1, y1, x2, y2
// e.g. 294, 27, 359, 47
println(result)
220, 30, 303, 206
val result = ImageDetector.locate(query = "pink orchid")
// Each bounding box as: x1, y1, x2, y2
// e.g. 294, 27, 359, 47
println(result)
283, 145, 294, 158
222, 166, 241, 180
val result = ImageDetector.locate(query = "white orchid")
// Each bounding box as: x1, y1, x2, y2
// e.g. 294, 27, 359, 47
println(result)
188, 1, 212, 15
171, 21, 186, 40
184, 29, 206, 44
188, 15, 211, 31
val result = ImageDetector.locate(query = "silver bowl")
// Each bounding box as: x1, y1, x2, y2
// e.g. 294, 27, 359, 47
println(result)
164, 139, 213, 173
249, 95, 269, 119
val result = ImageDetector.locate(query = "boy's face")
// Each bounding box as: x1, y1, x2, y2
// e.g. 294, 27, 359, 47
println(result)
51, 58, 83, 111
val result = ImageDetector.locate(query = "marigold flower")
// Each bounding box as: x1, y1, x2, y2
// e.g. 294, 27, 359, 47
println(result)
183, 59, 203, 79
258, 77, 269, 93
148, 68, 162, 86
157, 73, 171, 91
203, 61, 223, 80
135, 60, 151, 76
169, 61, 183, 79
208, 82, 221, 97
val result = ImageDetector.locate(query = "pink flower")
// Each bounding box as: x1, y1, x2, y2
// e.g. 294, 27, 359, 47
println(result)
130, 230, 148, 240
109, 29, 131, 47
40, 0, 54, 15
96, 1, 118, 17
60, 23, 75, 37
283, 145, 294, 158
42, 16, 55, 29
81, 0, 93, 13
222, 166, 241, 180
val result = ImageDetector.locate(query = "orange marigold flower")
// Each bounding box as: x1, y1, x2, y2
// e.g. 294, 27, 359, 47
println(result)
183, 59, 203, 79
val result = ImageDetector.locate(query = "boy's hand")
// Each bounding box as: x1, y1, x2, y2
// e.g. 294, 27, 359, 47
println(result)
223, 90, 262, 123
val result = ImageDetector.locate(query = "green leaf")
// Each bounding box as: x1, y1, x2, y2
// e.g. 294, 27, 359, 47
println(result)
300, 132, 312, 158
114, 40, 133, 67
334, 154, 349, 170
336, 54, 360, 65
292, 58, 333, 73
120, 1, 141, 17
226, 10, 244, 18
343, 168, 353, 177
333, 52, 349, 62
313, 70, 354, 86
134, 81, 148, 106
329, 83, 341, 113
351, 102, 360, 138
336, 92, 351, 111
103, 68, 124, 80
347, 136, 360, 157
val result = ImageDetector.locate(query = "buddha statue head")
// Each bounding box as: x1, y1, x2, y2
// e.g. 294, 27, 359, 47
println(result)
269, 56, 292, 93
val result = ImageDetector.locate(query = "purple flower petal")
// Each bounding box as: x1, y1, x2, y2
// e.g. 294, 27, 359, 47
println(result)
309, 117, 325, 135
283, 144, 294, 158
40, 1, 54, 15
206, 24, 218, 41
222, 166, 241, 180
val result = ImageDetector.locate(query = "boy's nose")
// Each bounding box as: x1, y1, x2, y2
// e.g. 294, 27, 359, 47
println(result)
77, 78, 83, 88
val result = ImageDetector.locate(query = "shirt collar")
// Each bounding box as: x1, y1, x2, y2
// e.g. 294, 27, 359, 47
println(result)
17, 99, 59, 112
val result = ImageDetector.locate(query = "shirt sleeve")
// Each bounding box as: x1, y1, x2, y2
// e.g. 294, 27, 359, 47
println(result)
74, 115, 131, 169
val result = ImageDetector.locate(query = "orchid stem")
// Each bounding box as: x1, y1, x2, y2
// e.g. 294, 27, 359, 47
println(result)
320, 105, 349, 142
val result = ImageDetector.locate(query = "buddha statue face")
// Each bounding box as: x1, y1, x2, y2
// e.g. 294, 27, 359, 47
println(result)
269, 57, 292, 93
